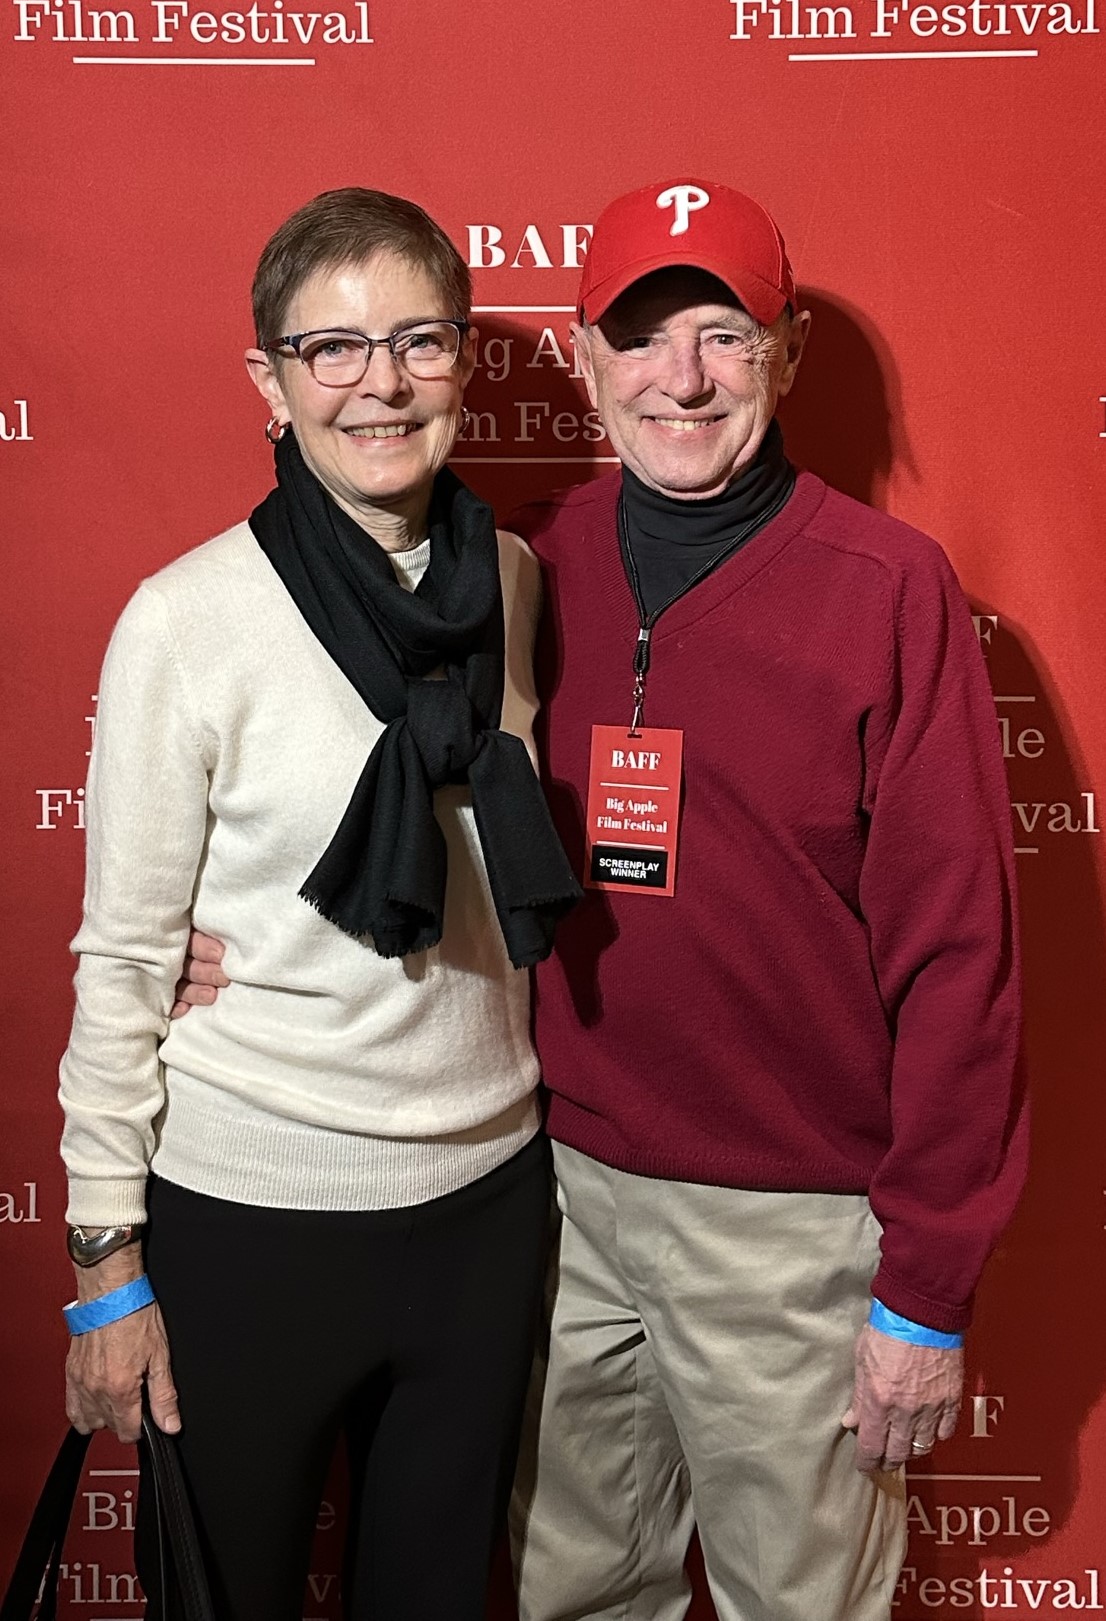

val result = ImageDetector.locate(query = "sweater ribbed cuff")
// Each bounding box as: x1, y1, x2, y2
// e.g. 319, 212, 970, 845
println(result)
869, 1300, 963, 1349
65, 1177, 149, 1227
871, 1266, 973, 1337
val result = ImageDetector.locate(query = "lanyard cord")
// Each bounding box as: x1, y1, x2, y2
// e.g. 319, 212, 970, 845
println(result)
616, 484, 792, 732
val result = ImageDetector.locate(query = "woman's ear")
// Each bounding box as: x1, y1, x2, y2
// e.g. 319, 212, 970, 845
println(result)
245, 348, 290, 422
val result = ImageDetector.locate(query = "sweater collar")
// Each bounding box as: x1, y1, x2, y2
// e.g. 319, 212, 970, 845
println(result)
620, 418, 793, 550
579, 465, 829, 642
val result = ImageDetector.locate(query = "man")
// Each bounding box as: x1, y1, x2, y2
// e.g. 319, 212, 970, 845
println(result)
179, 179, 1025, 1621
504, 178, 1024, 1621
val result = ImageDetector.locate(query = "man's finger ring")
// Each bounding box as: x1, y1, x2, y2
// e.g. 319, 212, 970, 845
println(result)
911, 1441, 933, 1454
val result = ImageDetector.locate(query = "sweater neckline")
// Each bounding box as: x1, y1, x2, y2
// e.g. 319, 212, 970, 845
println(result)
591, 468, 828, 642
619, 421, 796, 622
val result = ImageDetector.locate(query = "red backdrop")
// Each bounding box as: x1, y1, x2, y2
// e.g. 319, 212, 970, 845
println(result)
2, 2, 1104, 1615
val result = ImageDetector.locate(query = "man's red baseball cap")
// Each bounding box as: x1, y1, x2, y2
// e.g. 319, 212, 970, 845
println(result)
578, 178, 796, 328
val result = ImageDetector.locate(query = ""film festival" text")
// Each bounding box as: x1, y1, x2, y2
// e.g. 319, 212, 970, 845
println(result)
730, 0, 1097, 37
12, 0, 372, 45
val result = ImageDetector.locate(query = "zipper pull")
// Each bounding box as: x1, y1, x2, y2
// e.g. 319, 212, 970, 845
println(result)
633, 625, 653, 677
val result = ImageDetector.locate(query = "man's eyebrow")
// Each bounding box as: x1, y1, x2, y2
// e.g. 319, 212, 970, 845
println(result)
698, 309, 760, 331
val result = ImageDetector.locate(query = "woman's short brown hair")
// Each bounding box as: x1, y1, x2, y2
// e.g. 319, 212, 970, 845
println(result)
251, 187, 472, 346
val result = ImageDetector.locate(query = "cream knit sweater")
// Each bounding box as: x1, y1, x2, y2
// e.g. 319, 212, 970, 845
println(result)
60, 521, 543, 1225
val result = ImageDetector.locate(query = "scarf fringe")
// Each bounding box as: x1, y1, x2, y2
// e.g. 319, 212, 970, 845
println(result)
298, 883, 443, 957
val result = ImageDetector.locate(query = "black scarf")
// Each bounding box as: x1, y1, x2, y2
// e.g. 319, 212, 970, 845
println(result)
249, 433, 581, 968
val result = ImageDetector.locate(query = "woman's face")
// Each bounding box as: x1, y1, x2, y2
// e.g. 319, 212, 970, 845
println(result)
247, 252, 475, 529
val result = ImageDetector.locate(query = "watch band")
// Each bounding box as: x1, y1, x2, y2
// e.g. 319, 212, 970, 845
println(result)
66, 1224, 143, 1268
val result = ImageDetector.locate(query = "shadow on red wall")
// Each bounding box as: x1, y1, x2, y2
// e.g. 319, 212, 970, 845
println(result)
778, 287, 917, 511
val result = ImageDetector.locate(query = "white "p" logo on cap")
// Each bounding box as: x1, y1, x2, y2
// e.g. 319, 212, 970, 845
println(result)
656, 184, 710, 238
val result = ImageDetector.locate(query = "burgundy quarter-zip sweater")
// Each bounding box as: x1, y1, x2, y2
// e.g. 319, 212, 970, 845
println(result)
518, 468, 1025, 1334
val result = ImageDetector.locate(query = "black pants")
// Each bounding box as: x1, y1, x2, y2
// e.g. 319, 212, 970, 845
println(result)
138, 1135, 550, 1621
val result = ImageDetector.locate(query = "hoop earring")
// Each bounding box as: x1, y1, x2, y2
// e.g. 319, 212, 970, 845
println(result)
265, 416, 288, 445
460, 407, 471, 435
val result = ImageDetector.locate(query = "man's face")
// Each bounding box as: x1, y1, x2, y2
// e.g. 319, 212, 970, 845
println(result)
574, 268, 809, 499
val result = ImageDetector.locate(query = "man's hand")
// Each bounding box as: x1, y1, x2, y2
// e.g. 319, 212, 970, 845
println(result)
842, 1323, 963, 1474
170, 929, 229, 1019
64, 1246, 180, 1442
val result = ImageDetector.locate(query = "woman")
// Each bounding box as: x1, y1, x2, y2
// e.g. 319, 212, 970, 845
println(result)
58, 187, 579, 1620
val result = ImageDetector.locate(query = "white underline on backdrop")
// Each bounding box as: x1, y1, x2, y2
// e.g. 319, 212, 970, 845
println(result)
452, 457, 620, 464
908, 1474, 1043, 1482
789, 48, 1038, 58
72, 55, 316, 63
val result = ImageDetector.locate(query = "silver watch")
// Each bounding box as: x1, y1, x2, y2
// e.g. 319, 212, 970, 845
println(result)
66, 1224, 142, 1268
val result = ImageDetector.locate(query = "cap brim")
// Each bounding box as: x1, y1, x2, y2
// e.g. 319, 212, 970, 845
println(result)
581, 252, 789, 329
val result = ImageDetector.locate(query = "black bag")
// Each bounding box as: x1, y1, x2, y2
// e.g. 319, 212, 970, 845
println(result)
1, 1414, 216, 1621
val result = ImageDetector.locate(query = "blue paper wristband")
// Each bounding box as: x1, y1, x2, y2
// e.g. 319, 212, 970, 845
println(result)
63, 1274, 156, 1336
870, 1300, 963, 1350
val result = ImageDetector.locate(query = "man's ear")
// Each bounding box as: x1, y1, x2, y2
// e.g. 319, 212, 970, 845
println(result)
776, 309, 811, 400
570, 322, 599, 411
245, 348, 290, 424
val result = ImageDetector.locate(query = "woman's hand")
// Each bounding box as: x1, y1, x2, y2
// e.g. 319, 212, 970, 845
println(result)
64, 1247, 180, 1442
170, 929, 229, 1019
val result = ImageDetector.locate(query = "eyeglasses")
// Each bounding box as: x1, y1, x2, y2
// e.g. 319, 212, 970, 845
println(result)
266, 320, 470, 385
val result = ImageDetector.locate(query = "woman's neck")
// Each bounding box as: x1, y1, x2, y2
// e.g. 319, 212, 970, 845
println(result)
331, 486, 431, 553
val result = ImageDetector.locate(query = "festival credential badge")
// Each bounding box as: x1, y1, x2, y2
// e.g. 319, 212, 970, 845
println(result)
584, 725, 684, 897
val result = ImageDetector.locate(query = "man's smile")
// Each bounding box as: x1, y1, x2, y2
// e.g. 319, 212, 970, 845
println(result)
646, 415, 725, 432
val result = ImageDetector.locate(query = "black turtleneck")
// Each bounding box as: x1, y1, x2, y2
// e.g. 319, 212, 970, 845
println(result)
620, 418, 796, 621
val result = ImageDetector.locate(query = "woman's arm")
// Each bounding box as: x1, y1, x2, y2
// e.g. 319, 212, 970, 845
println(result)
60, 581, 212, 1434
60, 582, 211, 1223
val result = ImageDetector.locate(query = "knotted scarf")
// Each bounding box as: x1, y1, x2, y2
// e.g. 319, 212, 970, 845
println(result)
249, 432, 581, 968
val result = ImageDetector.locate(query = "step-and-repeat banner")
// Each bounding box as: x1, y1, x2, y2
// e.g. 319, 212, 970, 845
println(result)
2, 2, 1104, 1614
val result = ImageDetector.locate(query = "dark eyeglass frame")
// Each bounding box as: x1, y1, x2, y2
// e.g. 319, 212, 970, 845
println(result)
264, 319, 471, 381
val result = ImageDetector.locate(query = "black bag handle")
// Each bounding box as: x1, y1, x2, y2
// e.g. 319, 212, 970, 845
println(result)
1, 1418, 216, 1621
0, 1427, 88, 1621
138, 1415, 216, 1618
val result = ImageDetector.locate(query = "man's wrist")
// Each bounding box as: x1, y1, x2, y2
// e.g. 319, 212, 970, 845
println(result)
869, 1300, 964, 1350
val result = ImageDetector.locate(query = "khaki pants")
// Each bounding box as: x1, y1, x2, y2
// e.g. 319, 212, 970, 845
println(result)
512, 1143, 906, 1621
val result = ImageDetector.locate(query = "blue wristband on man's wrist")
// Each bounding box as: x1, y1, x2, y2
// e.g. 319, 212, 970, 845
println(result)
63, 1274, 156, 1336
869, 1300, 963, 1350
